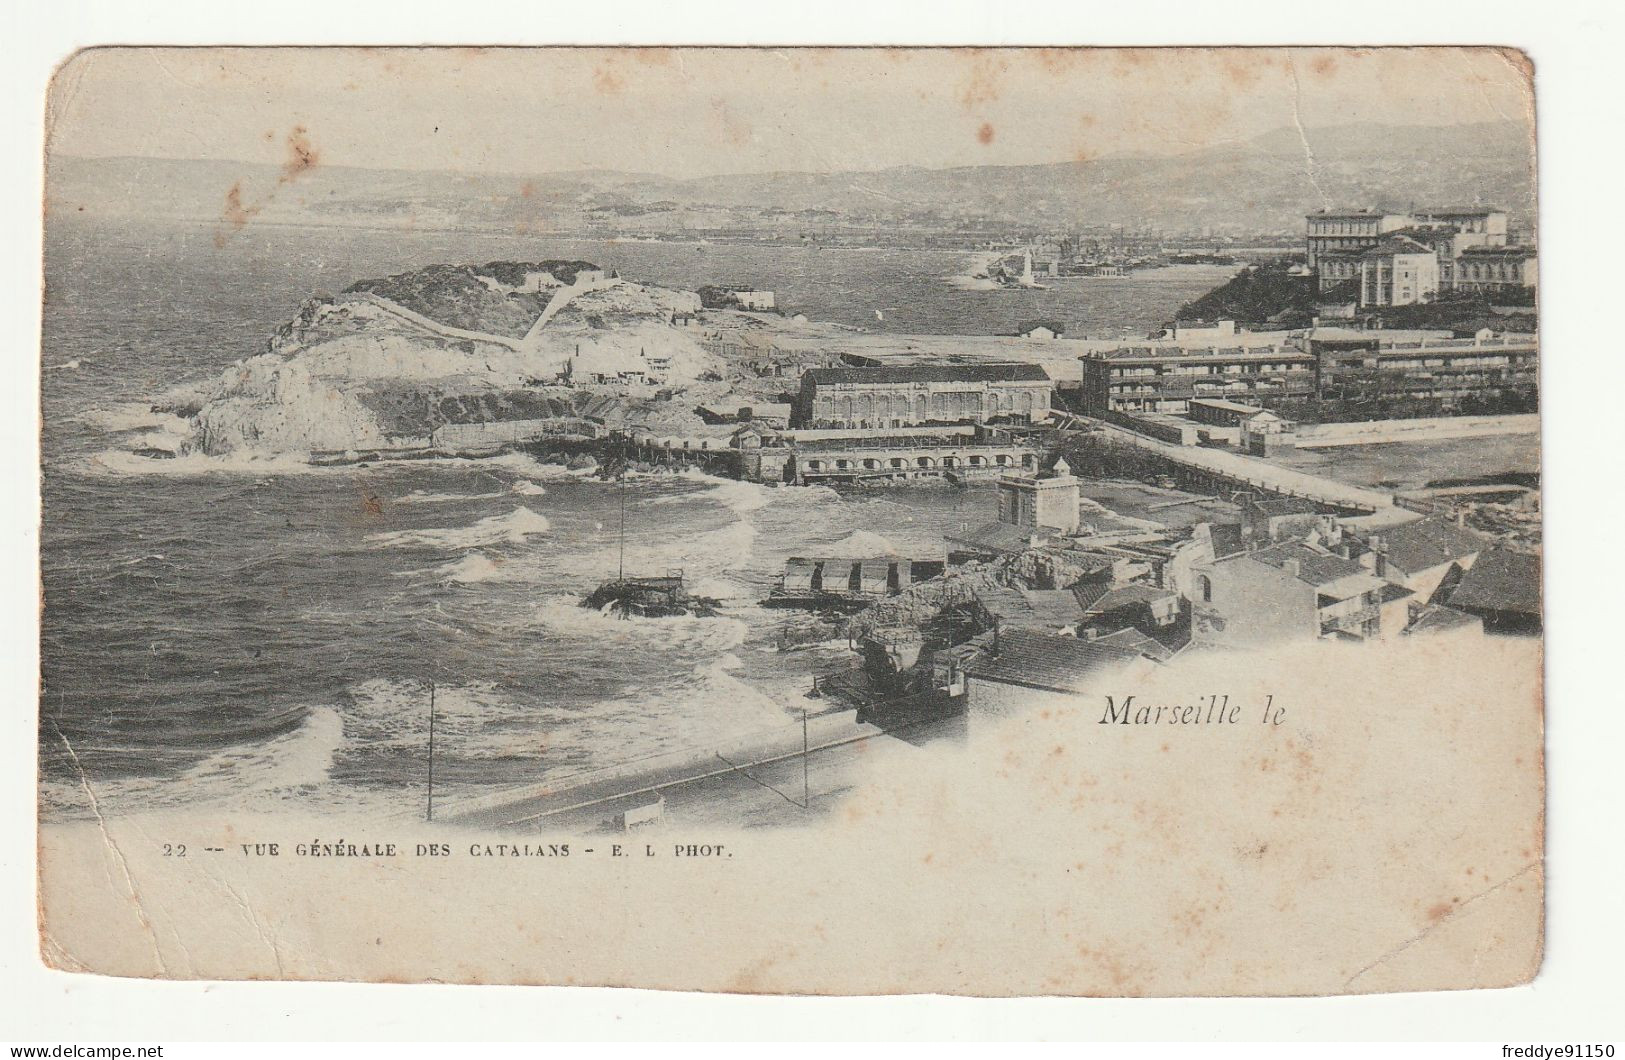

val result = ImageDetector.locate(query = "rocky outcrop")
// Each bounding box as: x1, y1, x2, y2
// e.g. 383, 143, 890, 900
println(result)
163, 264, 719, 458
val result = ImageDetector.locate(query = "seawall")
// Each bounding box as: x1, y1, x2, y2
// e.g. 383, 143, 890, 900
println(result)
1294, 414, 1538, 449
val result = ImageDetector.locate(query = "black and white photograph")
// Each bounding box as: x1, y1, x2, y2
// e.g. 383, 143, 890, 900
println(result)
31, 45, 1550, 996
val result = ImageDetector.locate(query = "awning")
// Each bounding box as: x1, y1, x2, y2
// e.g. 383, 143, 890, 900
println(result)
858, 559, 895, 594
782, 560, 816, 593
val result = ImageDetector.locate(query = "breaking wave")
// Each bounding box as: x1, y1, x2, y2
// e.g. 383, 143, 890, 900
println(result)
433, 552, 505, 584
397, 487, 509, 505
532, 593, 748, 654
39, 705, 348, 819
369, 505, 552, 549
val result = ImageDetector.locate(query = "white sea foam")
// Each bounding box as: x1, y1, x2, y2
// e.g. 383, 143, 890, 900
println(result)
39, 705, 348, 819
79, 403, 192, 436
669, 467, 773, 513
368, 505, 551, 548
822, 529, 901, 557
509, 480, 547, 497
433, 553, 504, 583
944, 251, 1003, 291
532, 594, 748, 654
577, 519, 758, 584
79, 448, 318, 478
397, 488, 509, 505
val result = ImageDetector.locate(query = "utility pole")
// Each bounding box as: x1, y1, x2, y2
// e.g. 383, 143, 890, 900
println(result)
426, 680, 437, 822
618, 472, 627, 583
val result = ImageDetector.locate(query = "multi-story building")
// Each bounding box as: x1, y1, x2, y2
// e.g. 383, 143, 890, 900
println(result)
1305, 328, 1539, 406
791, 364, 1053, 429
1079, 344, 1318, 414
1410, 206, 1509, 246
1081, 329, 1538, 416
1358, 235, 1441, 306
1310, 206, 1525, 299
1352, 516, 1487, 608
1455, 246, 1539, 297
1305, 209, 1413, 268
1190, 541, 1401, 648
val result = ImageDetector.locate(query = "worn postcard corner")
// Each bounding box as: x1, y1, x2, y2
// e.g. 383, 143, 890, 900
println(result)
37, 45, 1543, 996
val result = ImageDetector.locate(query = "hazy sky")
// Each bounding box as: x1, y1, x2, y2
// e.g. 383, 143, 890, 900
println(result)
46, 47, 1534, 178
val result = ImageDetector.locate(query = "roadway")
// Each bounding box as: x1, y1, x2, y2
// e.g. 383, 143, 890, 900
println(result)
1096, 421, 1396, 512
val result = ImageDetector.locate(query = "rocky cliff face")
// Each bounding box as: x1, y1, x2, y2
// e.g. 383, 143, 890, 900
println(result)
165, 264, 718, 457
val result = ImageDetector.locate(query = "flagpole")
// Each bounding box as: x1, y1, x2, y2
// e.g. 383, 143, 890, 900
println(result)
426, 680, 437, 822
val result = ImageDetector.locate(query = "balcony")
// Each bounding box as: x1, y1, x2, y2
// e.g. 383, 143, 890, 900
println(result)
1318, 599, 1379, 637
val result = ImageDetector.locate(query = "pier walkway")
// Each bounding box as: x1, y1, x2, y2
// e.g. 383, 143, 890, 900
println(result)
1097, 421, 1395, 513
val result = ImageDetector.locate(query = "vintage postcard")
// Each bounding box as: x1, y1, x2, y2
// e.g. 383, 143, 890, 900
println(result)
37, 46, 1542, 994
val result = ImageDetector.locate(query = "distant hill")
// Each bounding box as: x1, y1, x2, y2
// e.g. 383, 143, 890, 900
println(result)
46, 120, 1535, 237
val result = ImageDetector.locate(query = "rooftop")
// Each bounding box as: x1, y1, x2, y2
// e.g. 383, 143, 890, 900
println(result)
1414, 206, 1505, 217
1248, 497, 1319, 517
1084, 583, 1179, 615
1371, 518, 1487, 574
1362, 235, 1437, 258
1244, 542, 1369, 587
1309, 208, 1405, 218
975, 586, 1088, 630
962, 628, 1145, 693
804, 363, 1051, 386
1092, 627, 1178, 663
946, 520, 1045, 555
1404, 604, 1483, 636
1447, 548, 1541, 616
1208, 523, 1247, 560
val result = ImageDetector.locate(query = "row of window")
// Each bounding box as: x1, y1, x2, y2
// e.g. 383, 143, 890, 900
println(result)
814, 389, 1047, 420
801, 453, 1035, 472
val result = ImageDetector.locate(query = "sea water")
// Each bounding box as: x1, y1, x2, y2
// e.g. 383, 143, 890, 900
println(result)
39, 215, 1228, 821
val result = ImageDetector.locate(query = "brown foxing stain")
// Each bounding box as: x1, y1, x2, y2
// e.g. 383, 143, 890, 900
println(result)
1032, 48, 1102, 75
360, 490, 384, 517
1223, 56, 1263, 91
593, 64, 624, 95
711, 99, 752, 148
221, 184, 258, 236
215, 126, 322, 247
1309, 54, 1339, 78
958, 52, 1009, 109
283, 126, 319, 180
977, 122, 995, 146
